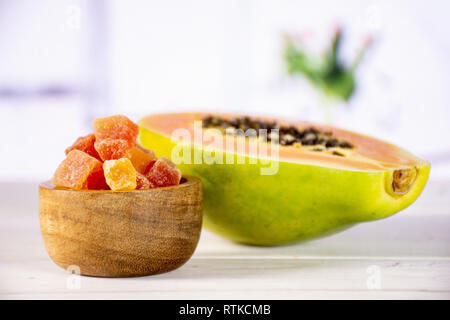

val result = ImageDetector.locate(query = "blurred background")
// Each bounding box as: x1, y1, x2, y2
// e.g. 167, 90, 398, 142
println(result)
0, 0, 449, 182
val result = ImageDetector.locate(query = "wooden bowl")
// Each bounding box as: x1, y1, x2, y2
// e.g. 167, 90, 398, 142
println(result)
39, 176, 202, 277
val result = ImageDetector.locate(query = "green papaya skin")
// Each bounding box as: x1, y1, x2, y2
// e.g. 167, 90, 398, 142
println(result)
139, 121, 430, 246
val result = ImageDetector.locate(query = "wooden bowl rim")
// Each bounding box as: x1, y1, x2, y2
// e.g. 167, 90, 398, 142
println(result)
40, 175, 201, 193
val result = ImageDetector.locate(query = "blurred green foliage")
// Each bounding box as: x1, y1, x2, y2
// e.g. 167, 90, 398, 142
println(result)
284, 27, 371, 102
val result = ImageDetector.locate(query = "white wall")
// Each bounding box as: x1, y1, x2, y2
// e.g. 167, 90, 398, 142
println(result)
108, 0, 450, 178
0, 0, 449, 180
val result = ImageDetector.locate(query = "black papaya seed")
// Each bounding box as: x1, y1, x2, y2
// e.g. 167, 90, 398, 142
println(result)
326, 139, 339, 148
339, 141, 353, 148
201, 116, 354, 149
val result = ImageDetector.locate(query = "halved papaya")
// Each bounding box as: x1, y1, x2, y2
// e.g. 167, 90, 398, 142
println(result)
139, 112, 430, 246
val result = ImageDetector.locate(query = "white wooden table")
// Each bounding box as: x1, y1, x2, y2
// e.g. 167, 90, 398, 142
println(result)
1, 181, 449, 299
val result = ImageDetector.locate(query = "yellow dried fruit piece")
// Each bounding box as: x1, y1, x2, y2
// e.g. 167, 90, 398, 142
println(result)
103, 158, 137, 191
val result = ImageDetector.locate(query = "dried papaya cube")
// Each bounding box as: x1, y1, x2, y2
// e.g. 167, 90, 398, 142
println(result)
94, 139, 132, 161
93, 115, 139, 145
146, 157, 181, 188
52, 150, 103, 190
65, 134, 101, 160
136, 172, 151, 190
86, 168, 109, 190
103, 158, 137, 191
126, 145, 156, 174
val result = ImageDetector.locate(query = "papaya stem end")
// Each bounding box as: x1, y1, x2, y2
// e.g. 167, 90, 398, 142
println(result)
391, 167, 417, 195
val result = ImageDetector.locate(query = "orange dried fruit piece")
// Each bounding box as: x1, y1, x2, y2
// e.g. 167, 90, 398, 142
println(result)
136, 172, 151, 190
93, 115, 139, 145
52, 150, 104, 190
146, 157, 181, 188
94, 138, 132, 161
126, 145, 156, 174
65, 134, 101, 160
103, 158, 137, 191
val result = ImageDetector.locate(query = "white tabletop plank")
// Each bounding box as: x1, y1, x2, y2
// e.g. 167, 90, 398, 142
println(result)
0, 180, 449, 299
